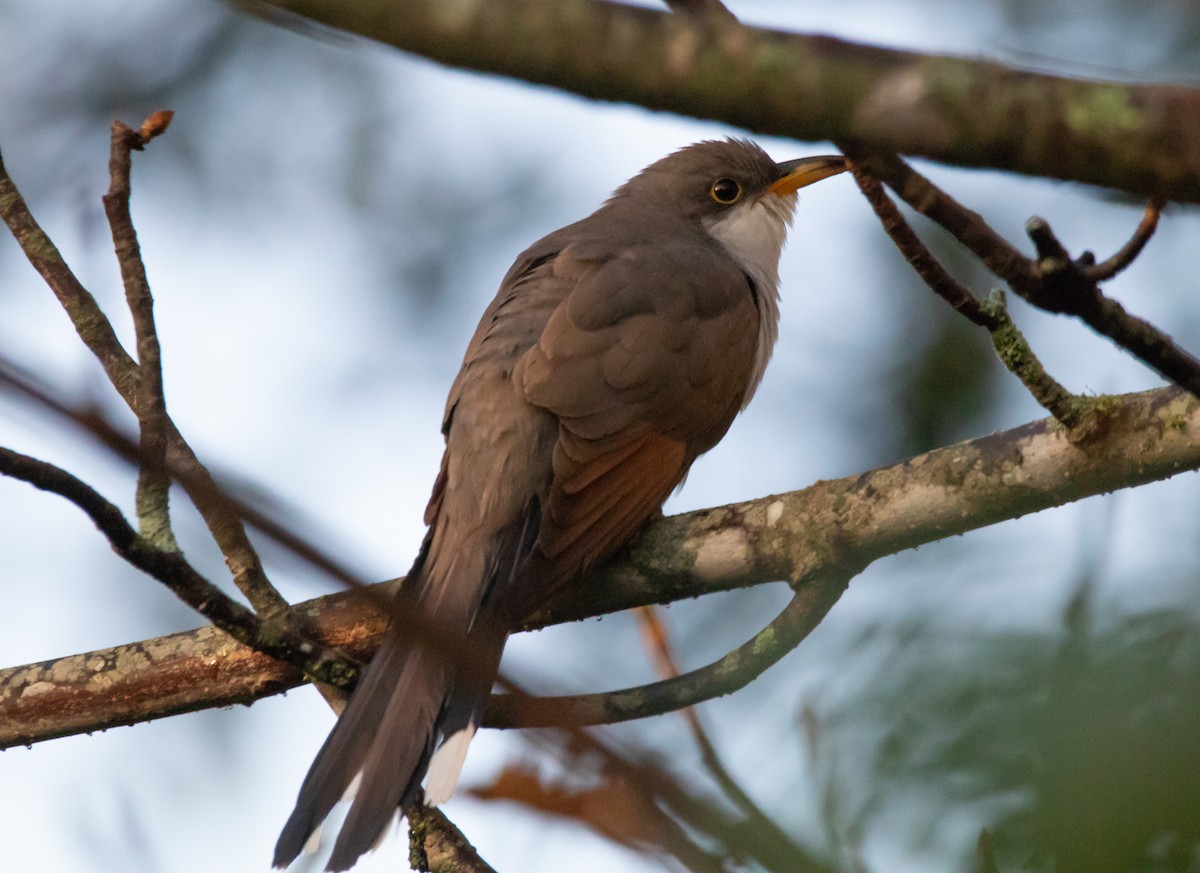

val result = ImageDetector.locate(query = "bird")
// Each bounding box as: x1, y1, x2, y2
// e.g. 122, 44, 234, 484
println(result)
273, 138, 846, 871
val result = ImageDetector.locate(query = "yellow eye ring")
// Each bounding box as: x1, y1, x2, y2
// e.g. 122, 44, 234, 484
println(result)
709, 178, 743, 205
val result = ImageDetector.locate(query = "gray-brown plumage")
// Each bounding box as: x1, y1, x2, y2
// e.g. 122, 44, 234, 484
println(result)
273, 139, 845, 871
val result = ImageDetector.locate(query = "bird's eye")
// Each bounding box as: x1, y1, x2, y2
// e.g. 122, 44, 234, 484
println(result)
709, 178, 742, 205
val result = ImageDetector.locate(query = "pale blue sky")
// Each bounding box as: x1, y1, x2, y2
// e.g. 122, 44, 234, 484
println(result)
1, 2, 1198, 872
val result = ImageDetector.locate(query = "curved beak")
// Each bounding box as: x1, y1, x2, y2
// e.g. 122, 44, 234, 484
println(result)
768, 155, 847, 195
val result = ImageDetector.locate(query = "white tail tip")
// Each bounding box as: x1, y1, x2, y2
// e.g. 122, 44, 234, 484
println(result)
423, 725, 476, 806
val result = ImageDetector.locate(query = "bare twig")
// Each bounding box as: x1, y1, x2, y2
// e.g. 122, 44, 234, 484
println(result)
0, 144, 288, 615
101, 114, 176, 550
979, 292, 1080, 428
848, 163, 999, 330
516, 721, 837, 873
490, 570, 855, 729
840, 147, 1034, 288
0, 357, 515, 698
1022, 214, 1200, 398
0, 356, 366, 592
0, 150, 140, 395
635, 607, 815, 870
845, 148, 1200, 401
1085, 198, 1164, 282
0, 444, 354, 691
848, 163, 1080, 427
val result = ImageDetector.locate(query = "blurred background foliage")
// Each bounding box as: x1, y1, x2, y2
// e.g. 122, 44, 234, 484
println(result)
0, 1, 1198, 872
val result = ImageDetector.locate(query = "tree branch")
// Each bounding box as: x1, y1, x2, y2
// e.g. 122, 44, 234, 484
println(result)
1085, 198, 1163, 282
249, 0, 1200, 202
5, 385, 1198, 748
1020, 213, 1200, 398
0, 142, 288, 617
845, 148, 1200, 400
846, 163, 998, 330
407, 805, 498, 873
0, 150, 139, 395
0, 445, 357, 697
101, 114, 177, 550
0, 587, 386, 749
634, 605, 829, 871
847, 164, 1080, 427
0, 356, 518, 699
489, 572, 853, 728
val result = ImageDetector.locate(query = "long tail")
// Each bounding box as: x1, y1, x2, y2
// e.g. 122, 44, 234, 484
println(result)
273, 613, 507, 871
274, 509, 533, 871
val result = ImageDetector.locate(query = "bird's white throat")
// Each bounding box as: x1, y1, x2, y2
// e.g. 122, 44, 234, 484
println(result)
703, 192, 795, 283
702, 192, 796, 406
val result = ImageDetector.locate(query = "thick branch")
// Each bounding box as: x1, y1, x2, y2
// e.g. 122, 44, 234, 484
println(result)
0, 591, 385, 749
251, 0, 1200, 202
4, 385, 1198, 748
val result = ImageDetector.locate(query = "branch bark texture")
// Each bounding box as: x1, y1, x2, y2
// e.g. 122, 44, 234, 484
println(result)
252, 0, 1200, 202
4, 386, 1197, 748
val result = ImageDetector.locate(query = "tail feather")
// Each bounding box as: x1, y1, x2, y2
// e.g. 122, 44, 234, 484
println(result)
423, 620, 508, 807
273, 642, 395, 867
276, 507, 536, 871
327, 643, 445, 871
423, 724, 476, 807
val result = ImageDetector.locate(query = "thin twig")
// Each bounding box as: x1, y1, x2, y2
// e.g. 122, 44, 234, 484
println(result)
519, 721, 837, 873
0, 145, 288, 615
1023, 215, 1200, 399
0, 150, 140, 395
0, 444, 354, 690
979, 292, 1080, 428
0, 356, 366, 590
0, 356, 515, 697
488, 571, 854, 729
848, 162, 999, 329
848, 162, 1080, 427
635, 607, 816, 871
845, 147, 1200, 401
1085, 198, 1164, 282
102, 115, 176, 550
839, 146, 1034, 289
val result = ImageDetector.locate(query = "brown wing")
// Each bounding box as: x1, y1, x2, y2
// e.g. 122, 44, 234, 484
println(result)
516, 240, 761, 589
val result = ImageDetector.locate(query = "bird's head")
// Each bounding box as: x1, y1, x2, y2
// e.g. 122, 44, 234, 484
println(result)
612, 138, 846, 280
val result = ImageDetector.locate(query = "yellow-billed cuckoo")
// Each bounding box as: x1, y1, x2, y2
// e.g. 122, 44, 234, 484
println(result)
274, 139, 846, 871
